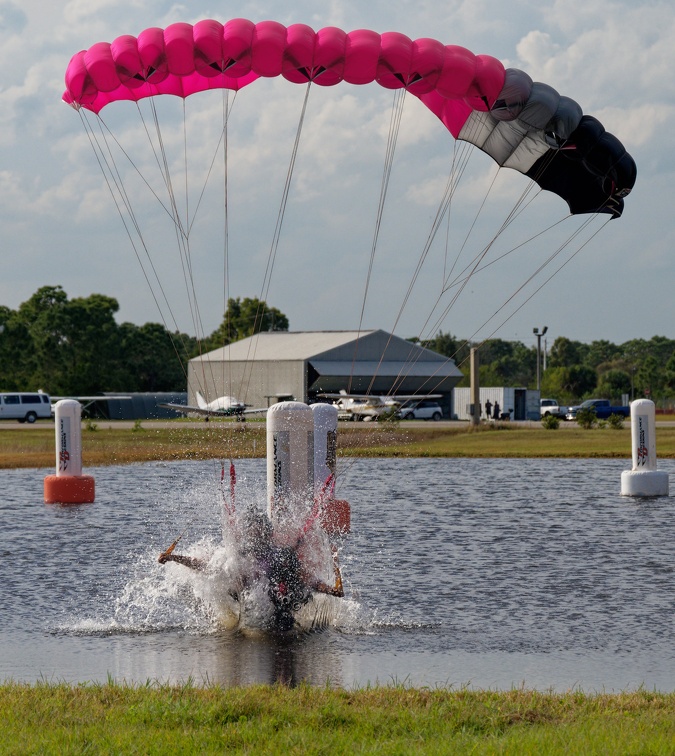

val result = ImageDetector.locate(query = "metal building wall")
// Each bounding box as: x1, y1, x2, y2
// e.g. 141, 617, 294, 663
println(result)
187, 359, 306, 408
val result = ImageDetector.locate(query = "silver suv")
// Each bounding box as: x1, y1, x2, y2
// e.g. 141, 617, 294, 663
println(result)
398, 401, 443, 421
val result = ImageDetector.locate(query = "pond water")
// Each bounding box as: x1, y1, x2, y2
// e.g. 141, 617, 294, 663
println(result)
1, 456, 674, 691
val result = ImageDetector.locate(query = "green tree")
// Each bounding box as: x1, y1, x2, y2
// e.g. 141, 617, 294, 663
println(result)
548, 336, 587, 368
118, 323, 191, 392
204, 297, 289, 350
540, 365, 596, 403
0, 305, 33, 390
585, 340, 622, 370
479, 339, 514, 365
65, 293, 122, 394
635, 355, 663, 400
14, 285, 71, 392
665, 353, 675, 393
596, 369, 631, 401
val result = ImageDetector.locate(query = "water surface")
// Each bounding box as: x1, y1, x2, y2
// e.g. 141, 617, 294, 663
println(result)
2, 456, 674, 691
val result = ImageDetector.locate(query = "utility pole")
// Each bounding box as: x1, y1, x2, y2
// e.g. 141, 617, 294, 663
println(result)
470, 347, 480, 426
533, 326, 548, 391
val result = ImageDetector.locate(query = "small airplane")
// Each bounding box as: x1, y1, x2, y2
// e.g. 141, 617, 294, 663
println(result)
318, 390, 442, 421
159, 392, 267, 421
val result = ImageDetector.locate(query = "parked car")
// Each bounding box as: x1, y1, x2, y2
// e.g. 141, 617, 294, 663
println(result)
566, 398, 630, 421
540, 398, 568, 419
0, 391, 52, 423
398, 401, 443, 421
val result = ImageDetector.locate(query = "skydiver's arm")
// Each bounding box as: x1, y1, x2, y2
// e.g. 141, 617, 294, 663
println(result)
158, 553, 207, 571
308, 577, 344, 597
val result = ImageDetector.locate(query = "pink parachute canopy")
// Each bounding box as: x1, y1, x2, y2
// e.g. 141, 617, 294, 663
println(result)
63, 19, 636, 216
62, 18, 504, 139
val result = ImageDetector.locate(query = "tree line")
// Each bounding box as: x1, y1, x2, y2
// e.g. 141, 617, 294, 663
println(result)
422, 332, 675, 406
0, 286, 287, 395
1, 286, 673, 405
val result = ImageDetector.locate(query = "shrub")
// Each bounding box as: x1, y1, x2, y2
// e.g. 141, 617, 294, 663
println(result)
575, 407, 598, 429
606, 413, 625, 430
541, 414, 560, 430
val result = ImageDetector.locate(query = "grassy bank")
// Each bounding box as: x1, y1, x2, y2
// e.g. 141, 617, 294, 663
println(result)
2, 682, 675, 754
2, 421, 675, 469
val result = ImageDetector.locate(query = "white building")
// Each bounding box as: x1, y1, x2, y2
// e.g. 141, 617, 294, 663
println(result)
453, 387, 541, 421
188, 329, 463, 416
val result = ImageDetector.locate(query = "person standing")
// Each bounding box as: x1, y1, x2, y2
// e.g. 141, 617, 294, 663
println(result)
485, 399, 492, 420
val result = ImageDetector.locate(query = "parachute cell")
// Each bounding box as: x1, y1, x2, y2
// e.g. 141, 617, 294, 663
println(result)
63, 19, 635, 216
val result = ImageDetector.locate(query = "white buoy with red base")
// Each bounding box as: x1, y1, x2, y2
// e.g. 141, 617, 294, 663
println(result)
266, 400, 349, 604
312, 403, 350, 536
312, 403, 338, 489
621, 399, 669, 497
44, 400, 95, 504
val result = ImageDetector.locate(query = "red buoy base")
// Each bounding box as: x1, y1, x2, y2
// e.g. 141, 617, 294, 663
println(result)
44, 475, 95, 504
321, 499, 351, 536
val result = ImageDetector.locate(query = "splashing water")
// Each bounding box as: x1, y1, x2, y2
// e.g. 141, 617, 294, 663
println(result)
62, 463, 357, 637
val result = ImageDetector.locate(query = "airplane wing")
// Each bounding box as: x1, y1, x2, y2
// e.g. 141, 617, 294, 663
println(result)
51, 395, 133, 411
318, 393, 386, 404
158, 403, 267, 417
318, 392, 442, 403
52, 395, 133, 401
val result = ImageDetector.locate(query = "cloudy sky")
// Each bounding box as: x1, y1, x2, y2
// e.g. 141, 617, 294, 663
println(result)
1, 0, 672, 353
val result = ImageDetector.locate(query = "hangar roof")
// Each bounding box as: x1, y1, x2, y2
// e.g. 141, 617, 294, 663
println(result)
192, 329, 460, 376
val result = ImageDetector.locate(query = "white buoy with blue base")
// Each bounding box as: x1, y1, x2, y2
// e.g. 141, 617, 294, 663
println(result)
621, 399, 669, 497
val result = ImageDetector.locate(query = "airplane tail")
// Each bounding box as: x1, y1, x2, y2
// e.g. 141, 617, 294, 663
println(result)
196, 392, 207, 409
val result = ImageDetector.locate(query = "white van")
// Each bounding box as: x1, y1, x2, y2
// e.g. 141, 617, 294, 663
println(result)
0, 392, 52, 423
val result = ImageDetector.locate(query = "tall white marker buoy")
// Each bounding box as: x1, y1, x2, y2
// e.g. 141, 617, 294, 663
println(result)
44, 400, 95, 504
312, 403, 338, 491
621, 399, 669, 497
312, 403, 351, 537
266, 401, 314, 542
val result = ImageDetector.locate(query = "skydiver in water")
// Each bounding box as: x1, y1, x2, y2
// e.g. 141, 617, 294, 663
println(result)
158, 509, 342, 630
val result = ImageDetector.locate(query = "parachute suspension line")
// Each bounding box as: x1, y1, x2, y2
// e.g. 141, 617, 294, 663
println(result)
94, 112, 182, 225
441, 137, 482, 290
221, 89, 234, 440
383, 159, 571, 397
182, 99, 190, 239
363, 111, 501, 398
448, 214, 612, 380
141, 100, 204, 352
77, 109, 192, 383
388, 214, 612, 404
475, 213, 606, 336
143, 97, 223, 410
347, 88, 407, 393
364, 137, 469, 396
441, 215, 570, 293
375, 134, 484, 397
148, 99, 200, 335
381, 165, 512, 395
425, 167, 544, 331
238, 82, 313, 402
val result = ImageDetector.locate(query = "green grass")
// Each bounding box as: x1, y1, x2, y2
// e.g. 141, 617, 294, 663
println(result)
2, 682, 675, 754
3, 421, 675, 468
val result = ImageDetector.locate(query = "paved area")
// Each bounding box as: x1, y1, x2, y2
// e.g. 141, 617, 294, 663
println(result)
3, 418, 675, 430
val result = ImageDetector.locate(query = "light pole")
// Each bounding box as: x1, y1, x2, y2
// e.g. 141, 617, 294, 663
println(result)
533, 326, 548, 391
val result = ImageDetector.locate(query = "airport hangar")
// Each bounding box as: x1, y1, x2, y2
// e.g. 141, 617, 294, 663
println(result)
187, 329, 463, 417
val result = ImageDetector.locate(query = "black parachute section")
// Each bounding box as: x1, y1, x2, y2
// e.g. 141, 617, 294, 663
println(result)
526, 116, 637, 217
